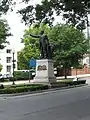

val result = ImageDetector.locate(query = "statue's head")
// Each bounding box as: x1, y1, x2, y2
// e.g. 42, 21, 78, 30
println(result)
40, 30, 44, 35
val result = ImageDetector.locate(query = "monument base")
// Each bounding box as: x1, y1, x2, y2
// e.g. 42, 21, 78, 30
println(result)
32, 59, 56, 85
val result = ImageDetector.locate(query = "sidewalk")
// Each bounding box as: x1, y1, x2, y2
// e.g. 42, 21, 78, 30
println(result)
57, 74, 90, 79
57, 74, 90, 85
0, 80, 30, 86
0, 74, 90, 86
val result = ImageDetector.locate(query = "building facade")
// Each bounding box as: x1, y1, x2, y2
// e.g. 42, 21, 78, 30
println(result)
0, 45, 17, 75
82, 54, 90, 67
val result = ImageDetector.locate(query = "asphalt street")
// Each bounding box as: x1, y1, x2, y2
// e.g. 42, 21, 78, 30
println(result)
0, 85, 90, 120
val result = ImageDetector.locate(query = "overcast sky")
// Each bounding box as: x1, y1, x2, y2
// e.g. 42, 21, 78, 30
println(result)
3, 0, 90, 52
5, 0, 79, 51
3, 0, 40, 51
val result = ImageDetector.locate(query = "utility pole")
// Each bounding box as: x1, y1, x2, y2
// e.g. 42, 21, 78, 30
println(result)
86, 1, 90, 66
86, 15, 90, 66
12, 50, 15, 85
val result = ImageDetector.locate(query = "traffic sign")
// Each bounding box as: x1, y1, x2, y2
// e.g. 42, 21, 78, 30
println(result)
29, 58, 36, 67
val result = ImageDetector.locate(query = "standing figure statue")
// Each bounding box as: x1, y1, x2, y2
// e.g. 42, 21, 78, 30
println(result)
30, 30, 52, 59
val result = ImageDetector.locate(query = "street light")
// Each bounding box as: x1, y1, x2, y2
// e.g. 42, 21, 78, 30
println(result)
12, 49, 15, 85
86, 1, 90, 66
86, 2, 90, 38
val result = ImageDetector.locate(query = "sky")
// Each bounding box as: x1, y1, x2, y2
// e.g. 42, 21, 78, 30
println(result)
4, 0, 66, 52
6, 0, 89, 52
6, 11, 25, 51
4, 0, 41, 51
2, 0, 90, 52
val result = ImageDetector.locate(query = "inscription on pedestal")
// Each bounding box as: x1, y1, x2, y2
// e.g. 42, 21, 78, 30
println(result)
37, 65, 47, 71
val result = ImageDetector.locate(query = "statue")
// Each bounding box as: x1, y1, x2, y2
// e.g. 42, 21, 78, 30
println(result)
30, 31, 52, 59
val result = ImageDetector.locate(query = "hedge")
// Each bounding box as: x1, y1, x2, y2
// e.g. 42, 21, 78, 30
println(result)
0, 84, 49, 94
7, 84, 45, 88
0, 80, 86, 94
51, 80, 86, 88
0, 71, 30, 82
10, 71, 30, 81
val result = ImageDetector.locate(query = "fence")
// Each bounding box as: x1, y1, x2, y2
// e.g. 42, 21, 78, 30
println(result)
57, 64, 90, 76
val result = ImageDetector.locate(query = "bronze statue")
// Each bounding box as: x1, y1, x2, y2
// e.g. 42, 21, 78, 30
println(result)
30, 31, 52, 59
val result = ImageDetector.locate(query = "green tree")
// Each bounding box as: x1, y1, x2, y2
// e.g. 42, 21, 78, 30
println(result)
48, 24, 88, 78
17, 50, 28, 70
0, 64, 2, 72
0, 0, 16, 15
18, 0, 90, 31
18, 24, 50, 69
18, 23, 88, 80
0, 19, 11, 49
0, 1, 12, 49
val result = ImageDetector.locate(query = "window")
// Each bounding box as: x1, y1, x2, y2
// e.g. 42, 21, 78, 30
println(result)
6, 66, 11, 72
6, 49, 11, 53
86, 58, 89, 64
6, 57, 12, 63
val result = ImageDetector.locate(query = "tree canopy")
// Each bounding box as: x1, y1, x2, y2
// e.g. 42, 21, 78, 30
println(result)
0, 0, 16, 15
0, 64, 2, 72
18, 0, 90, 30
48, 24, 88, 68
0, 0, 16, 36
0, 19, 11, 49
0, 0, 13, 49
18, 24, 88, 70
18, 24, 50, 69
1, 0, 89, 31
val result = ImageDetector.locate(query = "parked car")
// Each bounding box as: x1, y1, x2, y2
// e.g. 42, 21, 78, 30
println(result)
0, 74, 3, 79
2, 74, 13, 79
0, 74, 4, 82
0, 74, 12, 80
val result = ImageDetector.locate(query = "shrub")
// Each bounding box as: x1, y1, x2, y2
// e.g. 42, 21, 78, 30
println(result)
0, 78, 4, 82
9, 71, 30, 81
9, 77, 16, 81
0, 84, 4, 89
52, 80, 86, 88
0, 84, 49, 94
8, 84, 45, 88
58, 80, 86, 86
0, 80, 86, 94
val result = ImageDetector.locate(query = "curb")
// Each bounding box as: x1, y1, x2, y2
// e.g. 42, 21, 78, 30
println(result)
0, 84, 88, 98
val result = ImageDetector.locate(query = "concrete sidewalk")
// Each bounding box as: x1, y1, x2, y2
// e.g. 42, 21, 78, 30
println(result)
0, 74, 90, 86
0, 80, 30, 86
57, 74, 90, 85
57, 74, 90, 79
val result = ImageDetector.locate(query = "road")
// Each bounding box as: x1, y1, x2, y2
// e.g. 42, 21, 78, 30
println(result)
0, 85, 90, 120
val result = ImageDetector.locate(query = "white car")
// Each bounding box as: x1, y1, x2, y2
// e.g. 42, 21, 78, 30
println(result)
2, 74, 13, 79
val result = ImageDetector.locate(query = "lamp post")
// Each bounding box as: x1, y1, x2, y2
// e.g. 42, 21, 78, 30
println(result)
12, 49, 15, 85
86, 1, 90, 66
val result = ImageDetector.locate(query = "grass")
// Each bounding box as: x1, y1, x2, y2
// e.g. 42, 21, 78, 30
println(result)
57, 78, 73, 82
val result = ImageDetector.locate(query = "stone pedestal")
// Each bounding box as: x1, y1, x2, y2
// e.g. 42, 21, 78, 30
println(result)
33, 59, 56, 85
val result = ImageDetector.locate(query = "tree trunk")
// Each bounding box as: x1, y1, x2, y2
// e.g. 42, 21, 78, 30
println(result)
64, 67, 67, 79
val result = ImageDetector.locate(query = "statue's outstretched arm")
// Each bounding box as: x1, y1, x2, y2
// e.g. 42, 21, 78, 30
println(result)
30, 34, 39, 38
